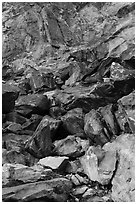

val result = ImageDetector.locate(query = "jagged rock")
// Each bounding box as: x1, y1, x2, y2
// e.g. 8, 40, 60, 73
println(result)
80, 146, 117, 185
25, 122, 53, 159
84, 109, 110, 146
118, 91, 135, 132
2, 83, 19, 114
98, 104, 120, 136
22, 114, 43, 132
53, 135, 89, 158
61, 108, 85, 136
103, 133, 135, 202
110, 62, 135, 81
114, 102, 133, 133
6, 111, 28, 125
2, 163, 53, 187
2, 177, 73, 202
35, 115, 61, 140
53, 78, 134, 113
26, 69, 56, 93
15, 94, 50, 116
38, 156, 69, 172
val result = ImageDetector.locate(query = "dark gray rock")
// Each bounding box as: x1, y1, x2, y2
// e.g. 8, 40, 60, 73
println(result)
15, 94, 50, 116
2, 83, 19, 114
25, 122, 53, 159
61, 108, 85, 136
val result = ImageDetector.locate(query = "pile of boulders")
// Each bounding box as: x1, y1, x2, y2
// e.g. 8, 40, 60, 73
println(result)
2, 2, 135, 202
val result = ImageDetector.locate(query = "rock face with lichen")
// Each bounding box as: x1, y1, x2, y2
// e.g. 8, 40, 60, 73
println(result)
2, 2, 135, 202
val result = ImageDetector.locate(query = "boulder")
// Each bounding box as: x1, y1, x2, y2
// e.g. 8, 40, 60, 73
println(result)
25, 122, 53, 159
84, 109, 110, 146
61, 108, 85, 136
53, 135, 89, 158
15, 94, 50, 116
2, 177, 72, 202
80, 146, 117, 185
2, 83, 19, 114
36, 115, 61, 140
103, 133, 135, 202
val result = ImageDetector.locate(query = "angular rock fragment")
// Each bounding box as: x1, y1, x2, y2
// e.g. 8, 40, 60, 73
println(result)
114, 102, 133, 133
15, 94, 50, 116
61, 108, 85, 136
84, 109, 110, 146
98, 104, 119, 136
38, 156, 69, 172
2, 163, 52, 187
37, 115, 61, 140
2, 83, 19, 114
2, 177, 72, 202
80, 146, 117, 185
110, 62, 135, 81
25, 122, 53, 159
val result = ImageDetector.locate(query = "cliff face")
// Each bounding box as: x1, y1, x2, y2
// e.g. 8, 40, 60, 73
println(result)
3, 2, 135, 63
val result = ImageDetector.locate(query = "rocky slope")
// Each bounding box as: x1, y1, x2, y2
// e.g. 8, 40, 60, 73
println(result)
2, 2, 135, 202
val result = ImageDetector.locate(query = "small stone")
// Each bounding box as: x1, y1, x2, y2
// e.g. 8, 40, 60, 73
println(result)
73, 185, 88, 196
70, 175, 80, 186
82, 188, 96, 198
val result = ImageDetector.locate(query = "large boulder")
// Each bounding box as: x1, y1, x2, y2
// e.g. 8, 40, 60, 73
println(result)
103, 133, 135, 202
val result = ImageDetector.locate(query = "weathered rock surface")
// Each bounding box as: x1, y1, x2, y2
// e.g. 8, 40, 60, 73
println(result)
2, 177, 73, 202
2, 163, 53, 187
80, 146, 117, 185
103, 133, 135, 202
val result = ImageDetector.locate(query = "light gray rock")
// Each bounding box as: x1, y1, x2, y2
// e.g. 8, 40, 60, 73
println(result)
103, 133, 135, 202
